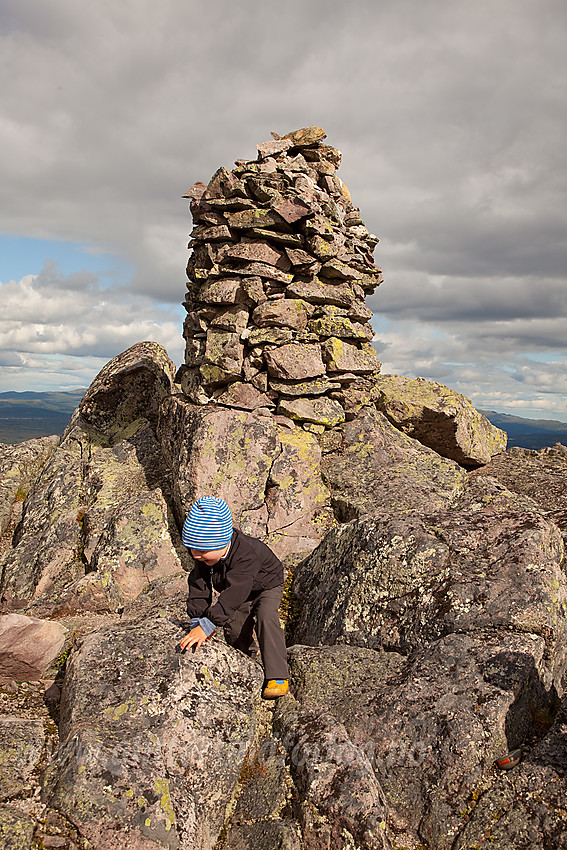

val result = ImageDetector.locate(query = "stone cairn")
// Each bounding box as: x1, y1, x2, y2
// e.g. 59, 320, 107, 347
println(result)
179, 126, 383, 432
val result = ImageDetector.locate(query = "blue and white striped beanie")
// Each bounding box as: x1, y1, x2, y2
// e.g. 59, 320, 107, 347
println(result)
182, 497, 233, 551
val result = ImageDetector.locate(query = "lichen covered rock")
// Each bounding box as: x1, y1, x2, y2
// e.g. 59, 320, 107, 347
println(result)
158, 395, 333, 560
0, 344, 187, 614
375, 374, 507, 466
319, 407, 467, 521
292, 501, 567, 664
0, 435, 59, 537
41, 606, 264, 850
285, 632, 561, 849
0, 717, 45, 801
470, 443, 567, 512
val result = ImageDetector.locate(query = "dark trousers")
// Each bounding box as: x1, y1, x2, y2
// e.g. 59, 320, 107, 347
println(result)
224, 585, 289, 680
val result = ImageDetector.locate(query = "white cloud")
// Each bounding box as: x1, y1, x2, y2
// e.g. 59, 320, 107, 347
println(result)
0, 265, 184, 390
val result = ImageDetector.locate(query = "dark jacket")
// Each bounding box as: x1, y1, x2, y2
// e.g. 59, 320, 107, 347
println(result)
186, 529, 283, 628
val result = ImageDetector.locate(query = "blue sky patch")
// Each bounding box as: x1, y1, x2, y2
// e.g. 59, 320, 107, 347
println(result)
0, 235, 133, 288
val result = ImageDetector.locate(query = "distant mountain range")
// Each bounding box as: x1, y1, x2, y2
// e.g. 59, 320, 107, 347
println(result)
478, 410, 567, 450
0, 390, 565, 450
0, 390, 85, 444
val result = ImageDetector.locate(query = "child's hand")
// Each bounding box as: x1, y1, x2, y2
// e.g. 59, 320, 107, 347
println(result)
178, 625, 209, 651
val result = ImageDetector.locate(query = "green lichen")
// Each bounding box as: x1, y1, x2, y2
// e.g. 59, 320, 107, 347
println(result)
54, 631, 79, 671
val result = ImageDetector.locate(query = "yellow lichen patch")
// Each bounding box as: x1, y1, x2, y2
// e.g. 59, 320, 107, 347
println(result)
154, 778, 176, 831
102, 701, 131, 721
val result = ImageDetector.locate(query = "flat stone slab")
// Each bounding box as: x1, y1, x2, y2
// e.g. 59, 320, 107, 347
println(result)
277, 397, 345, 428
264, 343, 326, 381
322, 337, 380, 373
252, 299, 312, 331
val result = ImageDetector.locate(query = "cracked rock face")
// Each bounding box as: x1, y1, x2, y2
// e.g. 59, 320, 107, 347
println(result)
180, 126, 382, 431
0, 342, 190, 616
286, 480, 567, 847
41, 602, 264, 850
0, 436, 58, 540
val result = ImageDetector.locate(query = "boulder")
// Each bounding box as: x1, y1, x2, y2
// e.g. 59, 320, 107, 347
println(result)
0, 805, 35, 849
200, 329, 244, 386
269, 376, 339, 398
322, 337, 380, 373
286, 279, 354, 308
223, 821, 301, 850
281, 126, 327, 146
0, 344, 186, 613
197, 278, 251, 306
41, 607, 264, 850
265, 428, 334, 560
158, 397, 332, 560
292, 502, 567, 665
256, 138, 292, 158
374, 374, 507, 467
88, 489, 189, 602
320, 258, 363, 280
319, 407, 467, 521
225, 208, 285, 230
0, 717, 45, 800
453, 698, 567, 849
285, 630, 561, 849
308, 316, 373, 341
0, 424, 89, 607
0, 436, 59, 536
223, 241, 289, 269
159, 396, 279, 538
0, 418, 186, 612
252, 299, 313, 331
79, 341, 176, 435
28, 570, 125, 618
272, 700, 392, 850
0, 614, 66, 680
285, 473, 567, 847
215, 382, 275, 411
210, 305, 249, 333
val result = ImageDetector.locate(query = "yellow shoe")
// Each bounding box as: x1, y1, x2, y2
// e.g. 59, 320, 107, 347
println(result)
262, 679, 289, 699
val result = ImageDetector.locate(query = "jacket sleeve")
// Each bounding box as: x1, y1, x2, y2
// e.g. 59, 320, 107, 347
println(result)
205, 554, 257, 627
186, 563, 212, 619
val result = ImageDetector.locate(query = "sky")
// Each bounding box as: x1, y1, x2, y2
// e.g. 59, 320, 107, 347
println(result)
1, 0, 566, 421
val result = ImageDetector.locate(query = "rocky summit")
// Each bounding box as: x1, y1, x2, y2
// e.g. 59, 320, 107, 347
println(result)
0, 128, 565, 850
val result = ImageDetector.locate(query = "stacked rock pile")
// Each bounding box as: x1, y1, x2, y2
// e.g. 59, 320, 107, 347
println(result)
179, 126, 383, 431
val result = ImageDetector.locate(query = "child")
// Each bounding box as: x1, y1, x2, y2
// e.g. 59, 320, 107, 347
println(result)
178, 496, 289, 699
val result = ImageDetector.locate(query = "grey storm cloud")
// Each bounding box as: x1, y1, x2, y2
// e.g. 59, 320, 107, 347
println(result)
370, 276, 567, 324
0, 0, 565, 416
